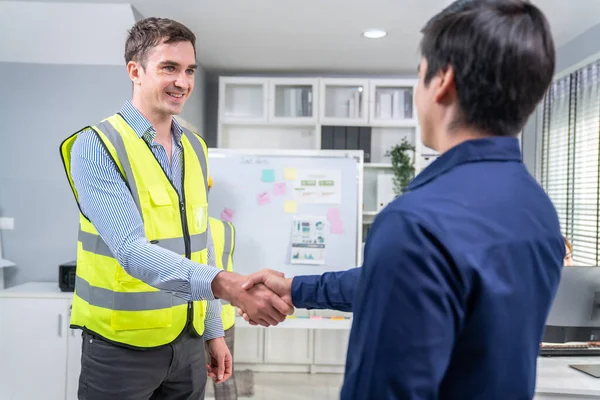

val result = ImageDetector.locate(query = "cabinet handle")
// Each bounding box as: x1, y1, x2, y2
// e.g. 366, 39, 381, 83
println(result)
58, 314, 63, 337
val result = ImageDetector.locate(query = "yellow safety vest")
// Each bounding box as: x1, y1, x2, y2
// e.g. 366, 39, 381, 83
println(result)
209, 217, 236, 330
59, 113, 210, 348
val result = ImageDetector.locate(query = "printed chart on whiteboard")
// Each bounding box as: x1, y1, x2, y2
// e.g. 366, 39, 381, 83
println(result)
292, 170, 342, 204
290, 216, 327, 265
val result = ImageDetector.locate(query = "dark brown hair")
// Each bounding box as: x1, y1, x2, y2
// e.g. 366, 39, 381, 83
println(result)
125, 17, 196, 68
420, 0, 555, 137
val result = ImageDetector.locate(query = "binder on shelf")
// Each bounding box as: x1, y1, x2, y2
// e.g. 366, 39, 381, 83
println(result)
333, 126, 346, 150
321, 126, 334, 149
346, 127, 359, 150
359, 127, 371, 163
320, 126, 372, 162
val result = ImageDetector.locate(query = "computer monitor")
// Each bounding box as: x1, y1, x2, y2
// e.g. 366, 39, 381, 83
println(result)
545, 267, 600, 327
543, 267, 600, 343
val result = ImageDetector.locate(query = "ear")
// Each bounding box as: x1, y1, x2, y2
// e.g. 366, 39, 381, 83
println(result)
433, 65, 456, 103
127, 61, 142, 86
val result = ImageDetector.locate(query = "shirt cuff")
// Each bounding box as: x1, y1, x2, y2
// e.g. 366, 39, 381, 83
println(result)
291, 275, 319, 309
189, 260, 221, 301
203, 299, 225, 341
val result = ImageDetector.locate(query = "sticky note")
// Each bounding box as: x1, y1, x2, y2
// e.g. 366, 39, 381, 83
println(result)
331, 220, 344, 234
261, 169, 275, 182
220, 208, 235, 222
327, 207, 341, 222
284, 168, 297, 181
257, 192, 271, 206
273, 182, 287, 196
284, 200, 297, 213
310, 316, 324, 320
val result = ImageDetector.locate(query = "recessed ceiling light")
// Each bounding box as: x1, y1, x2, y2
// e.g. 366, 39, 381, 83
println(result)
363, 29, 387, 39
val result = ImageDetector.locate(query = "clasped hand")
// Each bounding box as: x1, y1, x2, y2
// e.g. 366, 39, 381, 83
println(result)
237, 269, 294, 327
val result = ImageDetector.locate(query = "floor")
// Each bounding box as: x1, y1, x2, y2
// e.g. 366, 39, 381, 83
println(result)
205, 372, 344, 400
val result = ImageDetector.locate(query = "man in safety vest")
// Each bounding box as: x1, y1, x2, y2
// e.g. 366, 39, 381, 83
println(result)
59, 17, 293, 400
207, 176, 238, 400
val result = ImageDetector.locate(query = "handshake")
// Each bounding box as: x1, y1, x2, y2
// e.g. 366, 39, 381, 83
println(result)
211, 268, 294, 327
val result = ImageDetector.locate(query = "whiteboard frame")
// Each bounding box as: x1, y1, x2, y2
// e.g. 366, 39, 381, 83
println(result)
207, 148, 365, 269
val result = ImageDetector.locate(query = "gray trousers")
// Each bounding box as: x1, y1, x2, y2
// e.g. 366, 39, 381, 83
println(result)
209, 326, 238, 400
78, 330, 207, 400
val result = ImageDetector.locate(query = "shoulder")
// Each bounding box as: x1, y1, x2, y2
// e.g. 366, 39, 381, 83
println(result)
70, 127, 114, 166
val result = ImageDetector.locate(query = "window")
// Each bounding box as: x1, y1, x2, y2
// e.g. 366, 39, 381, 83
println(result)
540, 60, 600, 265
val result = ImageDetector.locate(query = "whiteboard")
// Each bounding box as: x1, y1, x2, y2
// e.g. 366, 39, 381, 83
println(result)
207, 149, 363, 278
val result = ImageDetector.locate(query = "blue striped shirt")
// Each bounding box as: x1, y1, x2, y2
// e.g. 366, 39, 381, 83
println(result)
70, 101, 223, 341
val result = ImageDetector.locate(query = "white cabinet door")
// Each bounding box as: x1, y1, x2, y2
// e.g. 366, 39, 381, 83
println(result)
313, 329, 350, 365
66, 302, 82, 400
264, 328, 314, 364
233, 324, 264, 364
0, 297, 69, 400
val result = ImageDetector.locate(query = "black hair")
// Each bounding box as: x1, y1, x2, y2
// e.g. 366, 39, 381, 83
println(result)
420, 0, 555, 136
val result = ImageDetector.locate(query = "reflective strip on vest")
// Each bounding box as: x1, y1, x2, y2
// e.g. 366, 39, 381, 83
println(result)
96, 120, 142, 214
181, 129, 209, 193
78, 230, 207, 257
75, 276, 188, 311
222, 222, 233, 271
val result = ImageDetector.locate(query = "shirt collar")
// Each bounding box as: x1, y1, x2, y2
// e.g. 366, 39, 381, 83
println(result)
405, 136, 522, 192
119, 101, 184, 145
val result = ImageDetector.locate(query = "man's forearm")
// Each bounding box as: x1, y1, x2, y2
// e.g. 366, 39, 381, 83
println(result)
291, 268, 360, 312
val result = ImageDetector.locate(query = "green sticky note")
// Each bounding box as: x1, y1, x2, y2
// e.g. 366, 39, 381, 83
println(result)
261, 169, 275, 182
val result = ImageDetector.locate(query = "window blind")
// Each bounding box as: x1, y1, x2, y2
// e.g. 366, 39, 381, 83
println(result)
540, 60, 600, 265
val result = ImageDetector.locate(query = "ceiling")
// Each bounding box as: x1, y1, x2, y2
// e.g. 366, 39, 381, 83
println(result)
8, 0, 600, 74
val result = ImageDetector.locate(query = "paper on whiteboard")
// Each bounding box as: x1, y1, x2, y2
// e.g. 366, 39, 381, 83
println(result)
290, 216, 326, 265
292, 170, 342, 204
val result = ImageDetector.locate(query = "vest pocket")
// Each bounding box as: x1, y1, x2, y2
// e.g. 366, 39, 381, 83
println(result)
148, 185, 173, 206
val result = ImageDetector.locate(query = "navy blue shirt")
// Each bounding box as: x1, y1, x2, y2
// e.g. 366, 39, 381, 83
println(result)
292, 137, 564, 399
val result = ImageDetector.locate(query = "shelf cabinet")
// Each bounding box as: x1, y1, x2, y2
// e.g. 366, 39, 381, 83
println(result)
269, 78, 318, 124
369, 79, 417, 127
319, 79, 370, 126
219, 77, 269, 124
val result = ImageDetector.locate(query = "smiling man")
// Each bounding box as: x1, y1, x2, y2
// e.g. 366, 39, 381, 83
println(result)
60, 17, 292, 400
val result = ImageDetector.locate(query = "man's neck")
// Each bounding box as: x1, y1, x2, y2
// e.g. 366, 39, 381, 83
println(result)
435, 127, 491, 154
131, 98, 172, 143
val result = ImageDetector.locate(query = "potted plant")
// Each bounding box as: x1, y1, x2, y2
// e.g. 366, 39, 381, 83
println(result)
385, 138, 416, 195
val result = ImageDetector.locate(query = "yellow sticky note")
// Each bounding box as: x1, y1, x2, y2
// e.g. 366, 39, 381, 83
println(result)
284, 200, 297, 213
284, 168, 297, 180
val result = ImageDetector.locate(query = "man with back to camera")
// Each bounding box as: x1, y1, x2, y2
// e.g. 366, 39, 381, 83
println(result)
59, 17, 293, 400
240, 0, 565, 398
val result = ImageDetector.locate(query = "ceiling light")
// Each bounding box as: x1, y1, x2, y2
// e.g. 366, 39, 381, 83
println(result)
363, 29, 387, 39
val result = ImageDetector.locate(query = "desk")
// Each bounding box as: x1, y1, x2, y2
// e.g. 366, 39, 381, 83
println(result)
536, 357, 600, 398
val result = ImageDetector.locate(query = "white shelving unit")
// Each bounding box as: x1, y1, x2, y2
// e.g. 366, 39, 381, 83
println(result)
216, 76, 439, 374
217, 75, 439, 229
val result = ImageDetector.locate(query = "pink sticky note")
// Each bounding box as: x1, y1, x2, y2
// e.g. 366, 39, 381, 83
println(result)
331, 220, 344, 234
220, 208, 235, 222
327, 207, 341, 222
273, 182, 287, 196
257, 192, 271, 206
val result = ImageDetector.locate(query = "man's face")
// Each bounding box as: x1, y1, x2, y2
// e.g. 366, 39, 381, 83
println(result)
415, 58, 436, 150
131, 40, 197, 117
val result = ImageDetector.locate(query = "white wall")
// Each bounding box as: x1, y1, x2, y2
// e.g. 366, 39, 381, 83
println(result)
0, 2, 136, 66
